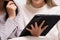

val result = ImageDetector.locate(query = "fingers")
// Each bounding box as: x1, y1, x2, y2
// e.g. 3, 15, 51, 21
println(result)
35, 22, 38, 29
6, 1, 17, 11
6, 1, 16, 8
26, 24, 35, 33
39, 20, 45, 28
26, 25, 34, 32
31, 25, 35, 30
42, 25, 48, 32
7, 1, 14, 6
26, 28, 32, 32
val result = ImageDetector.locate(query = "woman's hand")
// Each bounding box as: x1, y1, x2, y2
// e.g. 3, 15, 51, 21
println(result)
6, 1, 17, 20
26, 20, 48, 37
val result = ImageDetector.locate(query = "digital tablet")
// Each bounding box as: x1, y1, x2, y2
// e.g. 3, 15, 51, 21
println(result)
20, 15, 60, 37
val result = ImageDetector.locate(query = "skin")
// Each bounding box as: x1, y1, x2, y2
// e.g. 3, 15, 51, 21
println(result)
6, 1, 17, 20
0, 0, 17, 20
26, 0, 48, 37
31, 0, 46, 8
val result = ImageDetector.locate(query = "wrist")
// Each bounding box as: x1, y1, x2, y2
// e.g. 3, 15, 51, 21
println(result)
9, 16, 15, 20
9, 11, 16, 20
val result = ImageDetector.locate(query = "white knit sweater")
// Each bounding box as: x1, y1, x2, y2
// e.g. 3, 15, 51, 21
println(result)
17, 4, 60, 40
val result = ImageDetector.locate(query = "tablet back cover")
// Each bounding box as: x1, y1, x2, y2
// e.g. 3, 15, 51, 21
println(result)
20, 15, 60, 36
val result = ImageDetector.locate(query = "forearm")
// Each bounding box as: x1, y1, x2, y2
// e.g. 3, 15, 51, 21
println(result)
0, 18, 18, 40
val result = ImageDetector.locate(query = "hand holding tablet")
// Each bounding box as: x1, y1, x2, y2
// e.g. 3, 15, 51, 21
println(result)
26, 20, 48, 36
20, 15, 60, 37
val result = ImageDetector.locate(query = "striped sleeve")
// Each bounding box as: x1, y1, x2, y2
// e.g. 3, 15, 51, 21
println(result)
0, 18, 18, 40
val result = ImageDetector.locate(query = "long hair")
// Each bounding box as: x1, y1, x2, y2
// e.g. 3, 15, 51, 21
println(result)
26, 0, 57, 8
4, 0, 18, 21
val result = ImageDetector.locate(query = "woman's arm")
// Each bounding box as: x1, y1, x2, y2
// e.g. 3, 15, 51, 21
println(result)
0, 1, 18, 40
0, 18, 18, 40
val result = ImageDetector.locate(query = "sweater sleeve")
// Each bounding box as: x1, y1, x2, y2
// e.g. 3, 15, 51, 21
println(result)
0, 18, 18, 40
57, 20, 60, 40
56, 8, 60, 40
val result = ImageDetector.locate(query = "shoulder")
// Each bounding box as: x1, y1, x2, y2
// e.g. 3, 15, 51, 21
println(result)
50, 6, 60, 12
49, 6, 60, 15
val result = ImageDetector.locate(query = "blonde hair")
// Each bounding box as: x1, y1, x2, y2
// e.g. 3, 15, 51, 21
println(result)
26, 0, 57, 8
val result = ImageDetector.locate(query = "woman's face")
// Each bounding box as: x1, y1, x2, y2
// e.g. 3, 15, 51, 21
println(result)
31, 0, 45, 5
